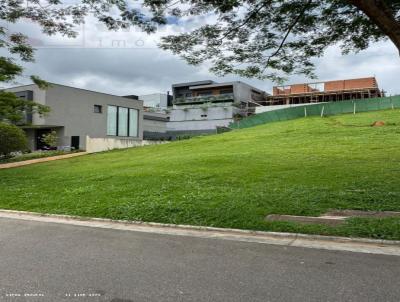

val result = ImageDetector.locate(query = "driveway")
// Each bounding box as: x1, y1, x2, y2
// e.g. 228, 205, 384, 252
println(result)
0, 217, 399, 301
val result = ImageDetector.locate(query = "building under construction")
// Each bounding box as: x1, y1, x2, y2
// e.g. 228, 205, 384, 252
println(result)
265, 77, 383, 105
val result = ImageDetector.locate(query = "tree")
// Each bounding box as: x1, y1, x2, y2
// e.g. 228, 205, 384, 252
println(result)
0, 0, 156, 86
0, 122, 28, 156
155, 0, 400, 81
0, 91, 50, 125
40, 131, 58, 148
1, 1, 400, 83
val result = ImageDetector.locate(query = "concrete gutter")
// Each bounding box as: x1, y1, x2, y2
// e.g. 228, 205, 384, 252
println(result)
0, 209, 399, 256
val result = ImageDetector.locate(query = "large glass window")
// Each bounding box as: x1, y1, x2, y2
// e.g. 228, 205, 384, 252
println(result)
129, 108, 139, 137
118, 107, 128, 136
107, 106, 117, 136
108, 105, 139, 137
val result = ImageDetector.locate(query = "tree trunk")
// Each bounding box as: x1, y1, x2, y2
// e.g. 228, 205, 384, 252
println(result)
348, 0, 400, 53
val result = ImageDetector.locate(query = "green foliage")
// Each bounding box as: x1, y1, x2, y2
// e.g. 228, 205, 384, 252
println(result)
155, 0, 393, 81
0, 91, 50, 125
0, 122, 27, 156
40, 131, 58, 148
0, 57, 23, 82
1, 109, 400, 239
30, 76, 51, 89
1, 1, 400, 83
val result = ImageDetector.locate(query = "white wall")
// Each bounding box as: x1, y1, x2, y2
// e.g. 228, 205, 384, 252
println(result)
167, 119, 232, 131
170, 105, 233, 122
85, 136, 166, 153
255, 102, 326, 114
168, 105, 234, 131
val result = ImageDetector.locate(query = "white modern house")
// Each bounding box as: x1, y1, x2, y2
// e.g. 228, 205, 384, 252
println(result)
167, 80, 267, 136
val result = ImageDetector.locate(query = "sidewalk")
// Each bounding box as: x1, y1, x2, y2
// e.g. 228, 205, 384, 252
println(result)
0, 152, 87, 169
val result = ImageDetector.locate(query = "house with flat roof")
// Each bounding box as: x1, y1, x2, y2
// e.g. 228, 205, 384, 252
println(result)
172, 80, 265, 107
5, 83, 144, 151
168, 80, 267, 136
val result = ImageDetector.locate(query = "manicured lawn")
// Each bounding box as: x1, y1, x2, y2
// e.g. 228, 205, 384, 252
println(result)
1, 109, 400, 239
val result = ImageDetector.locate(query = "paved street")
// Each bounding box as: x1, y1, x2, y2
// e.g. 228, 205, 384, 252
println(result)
0, 217, 399, 302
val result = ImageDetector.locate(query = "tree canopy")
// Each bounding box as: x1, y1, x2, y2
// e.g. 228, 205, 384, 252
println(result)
155, 0, 400, 81
0, 91, 50, 125
1, 0, 400, 84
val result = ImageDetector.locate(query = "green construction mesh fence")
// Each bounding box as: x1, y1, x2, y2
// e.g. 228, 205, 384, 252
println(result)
230, 95, 400, 129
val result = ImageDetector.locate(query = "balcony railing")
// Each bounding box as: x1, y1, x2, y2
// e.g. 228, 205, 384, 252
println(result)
174, 93, 234, 105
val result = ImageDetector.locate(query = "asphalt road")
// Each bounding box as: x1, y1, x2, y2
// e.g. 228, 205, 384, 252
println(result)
0, 218, 399, 302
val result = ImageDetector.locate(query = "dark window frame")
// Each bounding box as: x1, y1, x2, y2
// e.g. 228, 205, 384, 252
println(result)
107, 105, 139, 138
197, 90, 213, 96
219, 89, 233, 95
94, 104, 103, 113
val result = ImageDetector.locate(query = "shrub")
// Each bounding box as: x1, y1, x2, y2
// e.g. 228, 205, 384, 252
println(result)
0, 122, 28, 157
41, 130, 58, 148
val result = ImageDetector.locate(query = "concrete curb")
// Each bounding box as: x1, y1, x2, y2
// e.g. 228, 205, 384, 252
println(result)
0, 209, 399, 256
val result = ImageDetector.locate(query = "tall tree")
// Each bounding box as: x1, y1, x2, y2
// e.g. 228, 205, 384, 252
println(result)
154, 0, 400, 81
1, 0, 399, 84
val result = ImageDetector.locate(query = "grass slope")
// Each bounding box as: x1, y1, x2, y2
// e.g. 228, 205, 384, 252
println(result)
1, 110, 400, 239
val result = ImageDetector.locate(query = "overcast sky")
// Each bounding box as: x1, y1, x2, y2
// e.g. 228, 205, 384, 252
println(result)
3, 14, 400, 96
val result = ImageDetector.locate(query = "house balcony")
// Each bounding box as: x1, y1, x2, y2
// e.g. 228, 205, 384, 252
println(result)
173, 93, 234, 105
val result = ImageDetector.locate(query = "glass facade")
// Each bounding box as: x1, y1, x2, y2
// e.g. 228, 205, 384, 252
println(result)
107, 105, 139, 137
129, 108, 139, 137
107, 105, 117, 136
118, 107, 128, 137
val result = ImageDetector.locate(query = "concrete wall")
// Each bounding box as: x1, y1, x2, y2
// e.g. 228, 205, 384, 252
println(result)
170, 104, 233, 122
167, 119, 232, 131
143, 118, 167, 133
86, 136, 167, 153
231, 81, 266, 104
255, 102, 326, 114
232, 82, 253, 104
6, 84, 47, 126
168, 103, 235, 132
143, 111, 169, 140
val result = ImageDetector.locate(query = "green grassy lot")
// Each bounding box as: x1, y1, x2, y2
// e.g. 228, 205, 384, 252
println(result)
1, 110, 400, 239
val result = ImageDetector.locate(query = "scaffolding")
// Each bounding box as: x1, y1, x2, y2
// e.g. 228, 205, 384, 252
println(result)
262, 77, 383, 106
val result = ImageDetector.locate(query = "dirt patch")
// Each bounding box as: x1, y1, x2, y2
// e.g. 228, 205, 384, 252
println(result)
371, 121, 385, 127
